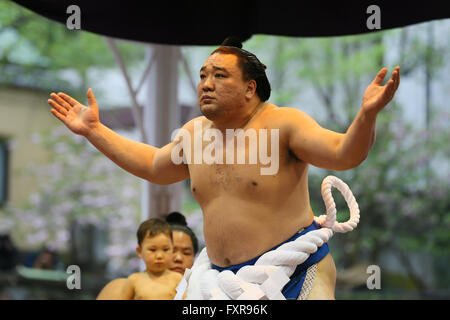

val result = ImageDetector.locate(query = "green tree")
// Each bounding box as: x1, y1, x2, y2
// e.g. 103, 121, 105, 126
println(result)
4, 126, 143, 275
0, 1, 145, 95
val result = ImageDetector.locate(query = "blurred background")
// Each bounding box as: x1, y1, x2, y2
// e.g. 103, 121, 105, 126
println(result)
0, 1, 449, 299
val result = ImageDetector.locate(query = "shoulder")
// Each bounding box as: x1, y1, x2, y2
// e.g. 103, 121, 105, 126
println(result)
261, 105, 315, 138
168, 270, 183, 281
173, 116, 207, 141
182, 116, 207, 131
127, 272, 141, 283
170, 270, 183, 279
267, 106, 322, 134
265, 105, 311, 122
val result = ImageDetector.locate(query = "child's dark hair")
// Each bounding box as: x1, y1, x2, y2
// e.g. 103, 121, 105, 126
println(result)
210, 36, 271, 102
136, 218, 172, 246
165, 212, 199, 255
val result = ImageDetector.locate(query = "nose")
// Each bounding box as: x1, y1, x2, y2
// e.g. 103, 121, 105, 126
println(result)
201, 75, 214, 92
173, 251, 183, 263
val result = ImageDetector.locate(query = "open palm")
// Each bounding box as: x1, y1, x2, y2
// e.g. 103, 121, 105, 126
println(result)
48, 88, 100, 136
362, 66, 400, 114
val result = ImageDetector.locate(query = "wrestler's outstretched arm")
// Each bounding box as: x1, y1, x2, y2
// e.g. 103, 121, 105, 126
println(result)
48, 89, 189, 185
282, 66, 400, 171
335, 66, 400, 166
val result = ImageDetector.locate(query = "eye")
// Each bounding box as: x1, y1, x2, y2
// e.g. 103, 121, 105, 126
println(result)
215, 74, 225, 78
200, 74, 205, 79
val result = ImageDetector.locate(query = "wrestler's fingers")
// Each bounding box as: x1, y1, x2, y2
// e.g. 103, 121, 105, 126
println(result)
50, 93, 71, 111
50, 108, 66, 123
384, 79, 395, 101
373, 67, 388, 85
57, 92, 80, 107
87, 88, 97, 106
48, 99, 68, 116
387, 67, 400, 94
390, 68, 398, 85
394, 66, 400, 91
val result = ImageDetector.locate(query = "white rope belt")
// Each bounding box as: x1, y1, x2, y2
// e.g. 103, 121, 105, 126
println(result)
175, 175, 360, 300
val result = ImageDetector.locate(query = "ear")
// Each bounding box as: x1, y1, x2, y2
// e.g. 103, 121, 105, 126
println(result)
136, 246, 142, 259
245, 80, 257, 100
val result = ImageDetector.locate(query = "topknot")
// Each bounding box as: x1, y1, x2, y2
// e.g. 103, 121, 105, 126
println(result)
221, 36, 243, 49
166, 212, 187, 226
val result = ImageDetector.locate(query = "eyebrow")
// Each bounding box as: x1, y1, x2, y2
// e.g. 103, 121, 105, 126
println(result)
200, 66, 229, 73
175, 246, 193, 250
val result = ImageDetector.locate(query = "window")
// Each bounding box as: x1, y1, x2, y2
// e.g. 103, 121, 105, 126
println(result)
0, 139, 8, 206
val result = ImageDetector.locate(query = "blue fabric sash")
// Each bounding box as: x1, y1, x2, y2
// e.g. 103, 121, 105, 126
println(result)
211, 221, 329, 299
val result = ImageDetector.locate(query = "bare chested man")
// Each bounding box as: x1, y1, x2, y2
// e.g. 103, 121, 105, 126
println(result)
47, 38, 400, 299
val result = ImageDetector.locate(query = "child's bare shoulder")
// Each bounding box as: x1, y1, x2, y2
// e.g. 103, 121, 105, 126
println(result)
127, 272, 144, 282
167, 270, 183, 281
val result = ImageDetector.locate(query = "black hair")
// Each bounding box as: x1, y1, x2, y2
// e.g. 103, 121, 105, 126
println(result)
136, 218, 172, 246
210, 36, 271, 102
166, 212, 199, 254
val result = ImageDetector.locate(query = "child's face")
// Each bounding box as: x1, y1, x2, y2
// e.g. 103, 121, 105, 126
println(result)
137, 232, 173, 274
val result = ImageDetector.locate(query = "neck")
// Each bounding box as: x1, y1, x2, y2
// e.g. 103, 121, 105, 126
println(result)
213, 100, 266, 132
146, 269, 168, 278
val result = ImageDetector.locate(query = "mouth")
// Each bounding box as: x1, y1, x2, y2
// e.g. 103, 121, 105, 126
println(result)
201, 96, 215, 102
172, 267, 184, 274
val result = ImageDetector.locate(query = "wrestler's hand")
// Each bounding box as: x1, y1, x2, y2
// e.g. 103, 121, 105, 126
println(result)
361, 66, 400, 115
48, 88, 100, 137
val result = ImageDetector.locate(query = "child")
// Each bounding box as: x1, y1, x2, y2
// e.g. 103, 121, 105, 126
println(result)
120, 218, 183, 300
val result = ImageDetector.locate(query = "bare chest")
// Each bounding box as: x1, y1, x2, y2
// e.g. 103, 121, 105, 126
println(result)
186, 129, 297, 202
134, 276, 177, 300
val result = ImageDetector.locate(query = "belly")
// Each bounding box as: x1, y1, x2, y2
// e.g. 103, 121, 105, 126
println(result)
189, 153, 312, 266
201, 196, 313, 267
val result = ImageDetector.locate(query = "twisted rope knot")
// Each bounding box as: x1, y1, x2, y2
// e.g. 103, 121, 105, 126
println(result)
314, 175, 360, 233
177, 175, 360, 300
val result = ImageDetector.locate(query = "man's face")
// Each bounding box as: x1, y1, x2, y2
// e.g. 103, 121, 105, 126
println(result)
169, 230, 195, 274
198, 53, 250, 121
137, 232, 173, 274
